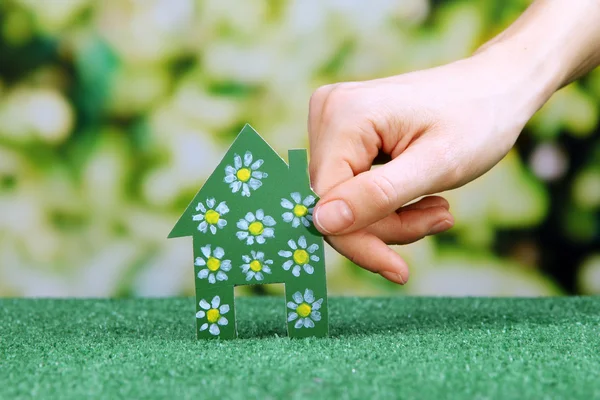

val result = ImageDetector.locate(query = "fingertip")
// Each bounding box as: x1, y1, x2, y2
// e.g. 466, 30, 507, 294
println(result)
313, 199, 355, 235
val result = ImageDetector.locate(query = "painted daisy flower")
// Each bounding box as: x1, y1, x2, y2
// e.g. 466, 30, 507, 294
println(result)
195, 245, 232, 284
236, 209, 276, 245
197, 295, 230, 335
192, 198, 229, 234
287, 289, 323, 329
241, 250, 273, 281
281, 192, 315, 228
278, 236, 320, 277
224, 151, 268, 197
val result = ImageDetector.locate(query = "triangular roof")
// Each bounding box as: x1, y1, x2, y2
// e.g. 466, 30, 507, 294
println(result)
168, 124, 314, 238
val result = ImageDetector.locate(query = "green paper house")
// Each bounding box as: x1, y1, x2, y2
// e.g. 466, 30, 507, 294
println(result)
169, 124, 328, 339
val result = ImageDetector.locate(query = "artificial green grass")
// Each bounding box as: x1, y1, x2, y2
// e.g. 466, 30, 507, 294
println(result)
1, 296, 599, 399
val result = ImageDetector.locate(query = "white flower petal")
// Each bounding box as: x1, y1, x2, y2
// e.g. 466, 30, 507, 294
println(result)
310, 255, 320, 262
196, 202, 206, 213
248, 178, 262, 190
241, 264, 250, 273
304, 318, 315, 328
207, 198, 216, 208
217, 219, 227, 228
224, 174, 235, 183
282, 212, 294, 222
312, 298, 323, 310
196, 310, 205, 318
252, 170, 266, 179
262, 216, 276, 226
208, 274, 216, 284
282, 260, 294, 270
292, 291, 303, 303
237, 219, 249, 230
242, 183, 251, 197
201, 245, 211, 258
231, 181, 242, 193
218, 316, 228, 326
281, 199, 294, 209
199, 221, 208, 232
292, 265, 301, 277
211, 296, 221, 308
251, 159, 263, 169
264, 259, 273, 265
220, 304, 230, 314
311, 311, 321, 321
198, 269, 209, 279
255, 272, 264, 281
262, 265, 272, 274
225, 165, 236, 175
306, 215, 313, 222
279, 250, 292, 258
255, 251, 264, 260
210, 225, 217, 234
234, 154, 242, 169
199, 299, 210, 310
200, 323, 208, 331
244, 151, 253, 167
294, 319, 304, 329
303, 195, 316, 207
307, 244, 319, 253
262, 228, 274, 238
216, 271, 228, 281
209, 324, 220, 335
216, 202, 229, 214
213, 247, 225, 259
195, 257, 206, 266
288, 239, 297, 250
246, 236, 254, 245
304, 289, 314, 303
236, 231, 249, 240
256, 209, 264, 220
245, 212, 255, 222
298, 236, 307, 248
192, 213, 204, 221
246, 271, 255, 281
242, 255, 251, 263
303, 264, 314, 274
287, 312, 298, 322
301, 218, 310, 227
220, 260, 232, 271
291, 192, 301, 203
291, 218, 300, 228
256, 235, 266, 244
287, 301, 298, 309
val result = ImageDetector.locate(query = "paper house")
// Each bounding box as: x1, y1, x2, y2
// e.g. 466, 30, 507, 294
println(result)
169, 124, 328, 339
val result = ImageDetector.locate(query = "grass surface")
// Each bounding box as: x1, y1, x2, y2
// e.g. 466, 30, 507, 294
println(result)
1, 296, 599, 399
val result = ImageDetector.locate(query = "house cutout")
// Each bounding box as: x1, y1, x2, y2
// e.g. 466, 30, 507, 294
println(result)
169, 124, 328, 339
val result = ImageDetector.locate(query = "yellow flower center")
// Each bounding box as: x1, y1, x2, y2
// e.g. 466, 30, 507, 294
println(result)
249, 260, 262, 272
293, 249, 309, 265
207, 308, 220, 323
236, 168, 251, 182
207, 257, 221, 271
296, 303, 312, 318
293, 204, 308, 217
248, 221, 264, 236
205, 209, 220, 225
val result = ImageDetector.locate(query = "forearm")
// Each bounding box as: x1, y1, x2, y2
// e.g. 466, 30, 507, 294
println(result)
476, 0, 600, 110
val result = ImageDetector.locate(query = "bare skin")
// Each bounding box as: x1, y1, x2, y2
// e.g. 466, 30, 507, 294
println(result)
308, 0, 600, 284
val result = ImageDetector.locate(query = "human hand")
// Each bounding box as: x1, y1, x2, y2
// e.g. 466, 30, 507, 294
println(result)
308, 46, 555, 284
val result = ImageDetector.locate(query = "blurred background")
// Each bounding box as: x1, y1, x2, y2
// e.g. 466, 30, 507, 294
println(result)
0, 0, 599, 298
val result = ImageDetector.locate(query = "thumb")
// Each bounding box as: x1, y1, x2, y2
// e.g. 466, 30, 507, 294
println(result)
313, 146, 435, 235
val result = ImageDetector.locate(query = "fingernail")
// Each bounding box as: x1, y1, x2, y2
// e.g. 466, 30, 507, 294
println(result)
380, 271, 406, 285
427, 219, 452, 236
314, 200, 354, 234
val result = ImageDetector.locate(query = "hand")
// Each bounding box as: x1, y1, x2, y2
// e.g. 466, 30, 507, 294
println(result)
308, 47, 552, 284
